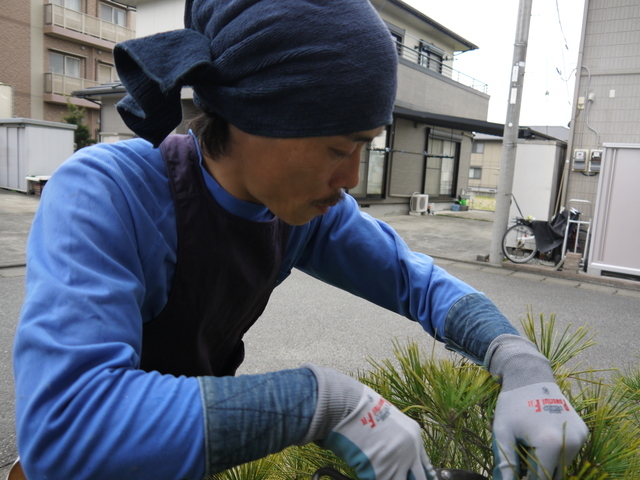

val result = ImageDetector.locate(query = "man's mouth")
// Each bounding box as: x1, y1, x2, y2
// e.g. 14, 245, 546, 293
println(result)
314, 190, 345, 208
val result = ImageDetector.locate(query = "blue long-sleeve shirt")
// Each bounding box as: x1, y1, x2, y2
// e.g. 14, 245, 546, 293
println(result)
13, 135, 515, 479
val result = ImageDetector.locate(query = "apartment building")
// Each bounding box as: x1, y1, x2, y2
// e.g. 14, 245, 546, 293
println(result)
0, 0, 136, 137
563, 0, 640, 279
563, 0, 640, 207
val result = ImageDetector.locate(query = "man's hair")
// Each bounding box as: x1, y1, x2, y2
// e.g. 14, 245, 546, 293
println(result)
187, 111, 231, 160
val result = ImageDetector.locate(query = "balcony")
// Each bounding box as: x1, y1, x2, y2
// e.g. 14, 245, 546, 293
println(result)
395, 41, 487, 95
44, 3, 134, 47
44, 73, 99, 96
43, 73, 99, 109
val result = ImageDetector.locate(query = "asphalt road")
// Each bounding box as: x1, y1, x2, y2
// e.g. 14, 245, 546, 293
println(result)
239, 262, 640, 376
2, 259, 639, 475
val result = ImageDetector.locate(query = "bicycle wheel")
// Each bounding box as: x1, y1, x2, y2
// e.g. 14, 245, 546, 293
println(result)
502, 224, 537, 263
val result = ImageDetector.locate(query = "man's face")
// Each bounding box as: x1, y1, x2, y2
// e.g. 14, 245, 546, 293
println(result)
207, 125, 385, 225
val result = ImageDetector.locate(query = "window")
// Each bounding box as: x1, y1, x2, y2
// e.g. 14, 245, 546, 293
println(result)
101, 3, 126, 26
469, 167, 482, 179
390, 31, 403, 56
350, 128, 388, 198
50, 52, 81, 77
98, 63, 119, 84
418, 41, 444, 74
424, 133, 458, 198
472, 141, 485, 154
52, 0, 81, 11
386, 23, 405, 57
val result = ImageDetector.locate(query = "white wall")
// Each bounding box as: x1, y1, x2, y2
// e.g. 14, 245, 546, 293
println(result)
136, 0, 185, 37
0, 119, 75, 191
510, 141, 562, 222
588, 144, 640, 278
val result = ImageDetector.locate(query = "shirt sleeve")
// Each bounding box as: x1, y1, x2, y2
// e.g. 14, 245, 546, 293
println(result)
13, 147, 207, 480
285, 194, 513, 348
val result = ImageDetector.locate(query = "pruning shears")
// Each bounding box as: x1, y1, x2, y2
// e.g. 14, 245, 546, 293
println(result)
312, 466, 489, 480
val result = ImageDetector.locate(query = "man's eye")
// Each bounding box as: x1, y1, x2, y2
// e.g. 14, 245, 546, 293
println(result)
332, 149, 351, 158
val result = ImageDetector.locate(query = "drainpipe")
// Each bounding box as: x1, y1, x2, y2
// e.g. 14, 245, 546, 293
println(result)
559, 0, 590, 211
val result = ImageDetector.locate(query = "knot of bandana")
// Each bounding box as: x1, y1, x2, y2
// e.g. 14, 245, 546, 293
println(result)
114, 0, 397, 147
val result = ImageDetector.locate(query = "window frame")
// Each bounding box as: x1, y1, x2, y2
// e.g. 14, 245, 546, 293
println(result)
418, 41, 444, 74
469, 167, 482, 179
52, 0, 82, 12
385, 22, 405, 58
349, 126, 390, 200
100, 2, 127, 26
97, 62, 119, 84
472, 141, 485, 154
424, 129, 460, 200
49, 51, 83, 78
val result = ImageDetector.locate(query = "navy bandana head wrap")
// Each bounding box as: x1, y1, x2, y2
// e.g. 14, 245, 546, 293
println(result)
114, 0, 398, 147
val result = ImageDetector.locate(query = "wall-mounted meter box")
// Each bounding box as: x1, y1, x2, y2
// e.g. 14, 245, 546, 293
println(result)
572, 149, 588, 171
589, 149, 603, 172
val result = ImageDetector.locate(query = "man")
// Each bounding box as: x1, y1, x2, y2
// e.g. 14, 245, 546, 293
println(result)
12, 0, 587, 479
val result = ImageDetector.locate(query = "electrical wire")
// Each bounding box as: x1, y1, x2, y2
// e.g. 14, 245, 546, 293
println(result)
555, 0, 570, 50
581, 65, 601, 147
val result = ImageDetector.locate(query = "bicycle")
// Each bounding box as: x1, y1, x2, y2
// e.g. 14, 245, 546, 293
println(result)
501, 216, 537, 264
501, 197, 591, 272
501, 195, 538, 264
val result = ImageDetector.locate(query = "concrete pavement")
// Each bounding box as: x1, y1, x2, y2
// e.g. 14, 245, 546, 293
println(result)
1, 188, 639, 476
2, 188, 640, 294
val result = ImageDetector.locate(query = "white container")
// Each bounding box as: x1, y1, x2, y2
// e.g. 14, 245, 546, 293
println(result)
0, 118, 76, 192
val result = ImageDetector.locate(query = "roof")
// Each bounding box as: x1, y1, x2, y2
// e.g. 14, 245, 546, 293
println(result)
373, 0, 478, 52
72, 83, 127, 99
527, 126, 570, 143
473, 127, 570, 143
394, 106, 505, 136
394, 106, 569, 143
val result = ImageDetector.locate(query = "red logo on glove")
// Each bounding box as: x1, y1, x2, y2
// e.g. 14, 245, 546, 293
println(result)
360, 397, 392, 427
527, 398, 570, 413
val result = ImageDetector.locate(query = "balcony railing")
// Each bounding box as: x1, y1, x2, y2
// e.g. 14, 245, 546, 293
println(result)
395, 41, 488, 95
44, 3, 134, 44
44, 73, 99, 97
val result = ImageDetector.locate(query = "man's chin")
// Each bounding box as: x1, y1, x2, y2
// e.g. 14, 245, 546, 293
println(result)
279, 207, 328, 226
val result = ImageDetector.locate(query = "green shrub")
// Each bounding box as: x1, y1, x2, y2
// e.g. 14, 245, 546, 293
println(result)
62, 101, 96, 151
212, 310, 640, 480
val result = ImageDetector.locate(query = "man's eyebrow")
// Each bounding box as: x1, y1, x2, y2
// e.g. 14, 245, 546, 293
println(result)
344, 132, 379, 143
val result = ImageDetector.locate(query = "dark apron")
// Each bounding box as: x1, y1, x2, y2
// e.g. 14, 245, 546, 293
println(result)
140, 135, 289, 377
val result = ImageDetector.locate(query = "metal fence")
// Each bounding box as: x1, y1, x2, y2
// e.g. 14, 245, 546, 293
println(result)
44, 3, 134, 44
44, 73, 98, 97
395, 40, 488, 94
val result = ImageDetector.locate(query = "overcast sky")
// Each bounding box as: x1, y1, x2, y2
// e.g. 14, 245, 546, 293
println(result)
401, 0, 586, 128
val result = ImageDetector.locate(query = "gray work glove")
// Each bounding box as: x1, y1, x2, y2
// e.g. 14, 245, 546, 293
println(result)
301, 364, 437, 480
486, 335, 589, 480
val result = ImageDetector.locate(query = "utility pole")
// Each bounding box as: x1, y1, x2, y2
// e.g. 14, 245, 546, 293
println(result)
489, 0, 534, 265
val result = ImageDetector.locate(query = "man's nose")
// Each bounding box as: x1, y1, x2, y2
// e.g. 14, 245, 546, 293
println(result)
332, 149, 362, 190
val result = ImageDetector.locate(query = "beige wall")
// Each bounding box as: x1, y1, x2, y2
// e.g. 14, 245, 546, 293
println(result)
566, 0, 640, 208
383, 118, 471, 204
1, 0, 133, 139
396, 62, 489, 119
468, 139, 501, 190
388, 118, 426, 196
0, 0, 32, 118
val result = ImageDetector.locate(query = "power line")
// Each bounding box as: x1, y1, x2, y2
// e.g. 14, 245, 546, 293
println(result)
555, 0, 569, 50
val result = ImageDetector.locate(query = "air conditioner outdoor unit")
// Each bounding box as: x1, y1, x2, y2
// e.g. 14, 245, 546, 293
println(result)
410, 194, 429, 214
